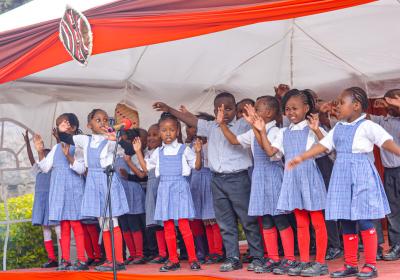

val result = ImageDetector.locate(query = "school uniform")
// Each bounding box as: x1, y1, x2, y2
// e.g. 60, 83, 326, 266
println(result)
31, 164, 57, 226
371, 115, 400, 247
197, 117, 264, 259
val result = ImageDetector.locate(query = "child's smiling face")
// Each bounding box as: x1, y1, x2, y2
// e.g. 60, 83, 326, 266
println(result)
88, 110, 109, 134
284, 95, 309, 124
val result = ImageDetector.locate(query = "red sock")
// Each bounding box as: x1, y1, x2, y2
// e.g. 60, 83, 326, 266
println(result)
361, 228, 377, 268
294, 209, 310, 262
190, 220, 204, 237
212, 223, 223, 256
179, 219, 197, 262
44, 240, 56, 261
60, 221, 71, 261
155, 229, 167, 258
103, 231, 112, 262
310, 211, 327, 263
205, 225, 215, 254
82, 225, 95, 259
123, 231, 136, 257
70, 221, 86, 262
113, 227, 124, 263
263, 227, 279, 261
86, 224, 102, 259
164, 220, 178, 263
132, 231, 144, 258
343, 234, 358, 267
279, 226, 295, 261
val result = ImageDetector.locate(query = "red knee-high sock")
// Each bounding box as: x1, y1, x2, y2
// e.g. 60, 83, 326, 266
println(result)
361, 228, 377, 267
179, 219, 197, 262
310, 211, 327, 263
60, 221, 71, 261
71, 221, 86, 262
86, 224, 102, 259
294, 209, 310, 263
103, 230, 112, 262
132, 231, 144, 258
343, 234, 358, 267
44, 240, 56, 261
113, 227, 124, 264
164, 220, 178, 263
83, 225, 95, 259
122, 231, 136, 257
258, 217, 268, 256
205, 225, 215, 254
190, 220, 204, 237
212, 223, 223, 256
155, 229, 167, 258
263, 227, 279, 261
279, 226, 295, 261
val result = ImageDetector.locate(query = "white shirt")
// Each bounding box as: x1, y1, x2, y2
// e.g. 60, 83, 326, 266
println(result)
320, 114, 393, 153
236, 120, 281, 161
272, 120, 327, 156
145, 139, 197, 177
37, 143, 86, 175
31, 163, 42, 176
72, 134, 124, 169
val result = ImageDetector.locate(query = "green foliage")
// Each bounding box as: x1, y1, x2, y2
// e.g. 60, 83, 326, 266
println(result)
0, 194, 53, 270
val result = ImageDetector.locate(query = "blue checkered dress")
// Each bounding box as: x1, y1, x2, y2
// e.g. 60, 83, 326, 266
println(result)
325, 119, 391, 220
277, 126, 326, 211
115, 157, 145, 214
190, 165, 215, 220
248, 130, 285, 216
153, 144, 196, 221
32, 170, 58, 226
81, 138, 129, 218
48, 144, 85, 221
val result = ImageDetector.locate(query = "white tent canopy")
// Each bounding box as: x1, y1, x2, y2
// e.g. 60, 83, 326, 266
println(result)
1, 0, 400, 146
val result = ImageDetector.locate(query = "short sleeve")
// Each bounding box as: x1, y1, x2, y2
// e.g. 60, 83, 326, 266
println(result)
184, 146, 197, 169
236, 129, 253, 149
197, 119, 212, 137
319, 128, 335, 152
365, 121, 393, 147
271, 128, 285, 154
145, 148, 159, 170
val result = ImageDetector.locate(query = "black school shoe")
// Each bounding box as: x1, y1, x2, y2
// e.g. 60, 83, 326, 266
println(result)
356, 264, 378, 279
95, 261, 126, 272
42, 259, 58, 268
68, 261, 89, 271
220, 257, 242, 272
149, 256, 168, 264
124, 256, 135, 265
383, 244, 400, 261
287, 261, 309, 276
300, 262, 329, 277
190, 261, 201, 271
254, 258, 280, 273
57, 259, 72, 271
326, 247, 344, 261
330, 264, 359, 278
273, 259, 299, 275
160, 261, 181, 272
132, 256, 147, 264
376, 246, 384, 261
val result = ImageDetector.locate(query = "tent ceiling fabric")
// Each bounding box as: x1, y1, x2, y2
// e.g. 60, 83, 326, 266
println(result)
1, 0, 399, 146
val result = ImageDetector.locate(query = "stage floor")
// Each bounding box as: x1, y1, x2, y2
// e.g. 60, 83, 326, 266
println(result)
2, 254, 400, 280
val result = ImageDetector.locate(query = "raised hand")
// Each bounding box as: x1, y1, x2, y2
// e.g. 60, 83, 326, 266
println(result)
274, 84, 290, 99
52, 128, 60, 143
193, 138, 203, 153
252, 114, 265, 131
22, 128, 29, 143
373, 99, 388, 109
179, 105, 190, 114
216, 104, 224, 125
119, 168, 129, 180
244, 104, 256, 118
319, 102, 332, 113
33, 134, 44, 152
286, 156, 303, 170
307, 113, 320, 131
61, 143, 70, 156
132, 137, 142, 152
385, 96, 400, 108
153, 102, 170, 112
58, 120, 71, 133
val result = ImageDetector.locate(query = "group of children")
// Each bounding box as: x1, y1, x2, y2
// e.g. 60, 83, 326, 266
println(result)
26, 85, 400, 279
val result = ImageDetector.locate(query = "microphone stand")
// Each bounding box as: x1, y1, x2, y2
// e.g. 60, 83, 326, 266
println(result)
98, 128, 122, 280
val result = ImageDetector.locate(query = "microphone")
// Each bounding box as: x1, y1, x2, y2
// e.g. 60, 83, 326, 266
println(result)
107, 118, 132, 132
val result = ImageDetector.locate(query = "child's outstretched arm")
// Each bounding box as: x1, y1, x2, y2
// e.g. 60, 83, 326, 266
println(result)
381, 140, 400, 156
193, 138, 202, 170
253, 115, 279, 157
217, 104, 240, 145
153, 102, 198, 128
132, 137, 148, 173
124, 154, 147, 178
23, 129, 35, 166
286, 144, 329, 170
